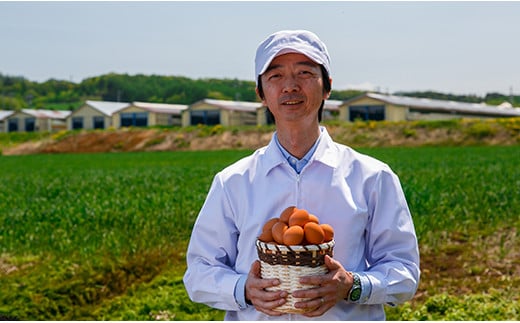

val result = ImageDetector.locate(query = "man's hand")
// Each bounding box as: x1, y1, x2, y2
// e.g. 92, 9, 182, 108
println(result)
292, 255, 353, 317
245, 260, 288, 316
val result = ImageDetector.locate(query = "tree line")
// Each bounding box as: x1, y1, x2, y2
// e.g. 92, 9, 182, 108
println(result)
0, 72, 517, 111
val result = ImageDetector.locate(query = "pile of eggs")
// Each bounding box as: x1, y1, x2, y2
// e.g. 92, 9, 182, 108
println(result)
258, 206, 334, 246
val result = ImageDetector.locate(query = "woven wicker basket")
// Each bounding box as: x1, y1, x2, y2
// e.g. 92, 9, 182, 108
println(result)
255, 239, 335, 314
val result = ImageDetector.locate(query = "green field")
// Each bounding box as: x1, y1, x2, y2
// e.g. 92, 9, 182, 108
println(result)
1, 146, 519, 320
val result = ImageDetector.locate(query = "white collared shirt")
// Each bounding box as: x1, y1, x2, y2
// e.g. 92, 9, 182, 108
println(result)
183, 127, 420, 320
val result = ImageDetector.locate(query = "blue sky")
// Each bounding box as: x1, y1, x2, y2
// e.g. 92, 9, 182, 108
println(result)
1, 1, 519, 96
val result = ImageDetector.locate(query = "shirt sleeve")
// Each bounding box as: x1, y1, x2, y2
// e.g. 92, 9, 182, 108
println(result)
358, 272, 372, 303
234, 274, 249, 309
183, 173, 244, 311
362, 168, 421, 305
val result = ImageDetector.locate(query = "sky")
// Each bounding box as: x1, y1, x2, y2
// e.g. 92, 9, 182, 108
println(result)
1, 1, 519, 97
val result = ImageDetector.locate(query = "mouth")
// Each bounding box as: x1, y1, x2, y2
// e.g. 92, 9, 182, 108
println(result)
282, 100, 304, 106
280, 96, 305, 106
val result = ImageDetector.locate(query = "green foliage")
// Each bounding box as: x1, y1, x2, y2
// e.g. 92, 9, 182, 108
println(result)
0, 150, 250, 320
410, 118, 461, 129
464, 121, 498, 139
93, 273, 225, 320
1, 72, 259, 110
358, 146, 520, 243
329, 89, 364, 101
0, 131, 51, 147
387, 291, 520, 320
485, 92, 520, 106
395, 90, 482, 103
2, 72, 519, 112
0, 147, 519, 320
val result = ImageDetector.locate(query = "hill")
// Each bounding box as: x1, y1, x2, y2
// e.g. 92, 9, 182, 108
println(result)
1, 72, 519, 111
2, 118, 519, 156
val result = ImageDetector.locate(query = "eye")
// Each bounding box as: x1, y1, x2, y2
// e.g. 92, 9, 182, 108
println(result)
267, 73, 282, 81
298, 70, 314, 79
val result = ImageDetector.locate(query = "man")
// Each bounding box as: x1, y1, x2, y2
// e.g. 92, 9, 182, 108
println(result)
183, 30, 420, 320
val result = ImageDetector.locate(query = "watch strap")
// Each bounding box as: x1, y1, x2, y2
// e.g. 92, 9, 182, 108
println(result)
347, 272, 362, 302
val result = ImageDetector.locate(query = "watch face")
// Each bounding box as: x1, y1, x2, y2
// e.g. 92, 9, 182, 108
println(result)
350, 288, 361, 301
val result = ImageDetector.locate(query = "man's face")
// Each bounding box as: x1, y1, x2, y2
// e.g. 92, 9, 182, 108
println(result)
257, 53, 330, 125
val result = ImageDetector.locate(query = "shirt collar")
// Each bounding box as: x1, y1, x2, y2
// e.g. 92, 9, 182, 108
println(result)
261, 126, 339, 176
274, 129, 322, 174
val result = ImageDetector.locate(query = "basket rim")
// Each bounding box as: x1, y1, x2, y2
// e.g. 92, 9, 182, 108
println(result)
256, 239, 335, 252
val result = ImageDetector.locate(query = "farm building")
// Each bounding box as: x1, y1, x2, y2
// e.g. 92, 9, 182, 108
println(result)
340, 92, 520, 122
114, 102, 188, 128
183, 99, 263, 127
323, 99, 342, 121
67, 100, 130, 130
4, 109, 71, 132
0, 110, 14, 132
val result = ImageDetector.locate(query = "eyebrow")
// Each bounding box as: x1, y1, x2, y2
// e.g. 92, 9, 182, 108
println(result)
264, 60, 320, 74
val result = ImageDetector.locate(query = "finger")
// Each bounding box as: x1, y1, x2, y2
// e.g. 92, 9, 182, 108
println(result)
253, 291, 287, 316
292, 284, 322, 299
249, 260, 261, 277
294, 296, 328, 316
299, 256, 343, 285
254, 291, 287, 308
324, 254, 341, 270
248, 261, 280, 289
307, 296, 331, 317
302, 305, 328, 317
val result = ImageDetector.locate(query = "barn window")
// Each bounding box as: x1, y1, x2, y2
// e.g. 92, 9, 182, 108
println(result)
121, 112, 148, 127
190, 110, 220, 125
349, 105, 385, 121
25, 118, 36, 132
8, 118, 18, 132
72, 117, 83, 129
93, 116, 105, 129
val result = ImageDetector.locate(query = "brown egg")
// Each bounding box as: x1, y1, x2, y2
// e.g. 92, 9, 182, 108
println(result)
271, 221, 288, 245
288, 209, 310, 227
283, 225, 304, 245
258, 229, 273, 243
320, 223, 335, 242
308, 213, 320, 224
262, 218, 279, 233
279, 206, 296, 224
304, 222, 325, 244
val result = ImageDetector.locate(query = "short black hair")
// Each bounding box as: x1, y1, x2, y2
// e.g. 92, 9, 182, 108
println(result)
257, 65, 331, 123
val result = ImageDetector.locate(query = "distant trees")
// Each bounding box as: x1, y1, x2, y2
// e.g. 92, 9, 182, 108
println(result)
0, 72, 518, 111
394, 91, 482, 103
395, 90, 519, 106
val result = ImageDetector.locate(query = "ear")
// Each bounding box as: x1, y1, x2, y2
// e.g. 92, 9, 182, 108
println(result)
256, 87, 267, 105
323, 77, 332, 100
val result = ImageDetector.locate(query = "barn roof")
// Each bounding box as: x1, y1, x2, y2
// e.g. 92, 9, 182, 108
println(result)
347, 93, 520, 117
86, 100, 130, 116
324, 99, 342, 111
194, 99, 263, 112
21, 109, 71, 119
132, 101, 188, 114
0, 110, 14, 121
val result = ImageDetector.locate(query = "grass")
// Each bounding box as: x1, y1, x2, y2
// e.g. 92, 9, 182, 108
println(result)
0, 146, 519, 320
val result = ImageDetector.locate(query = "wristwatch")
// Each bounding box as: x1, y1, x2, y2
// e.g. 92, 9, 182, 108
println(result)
347, 272, 362, 302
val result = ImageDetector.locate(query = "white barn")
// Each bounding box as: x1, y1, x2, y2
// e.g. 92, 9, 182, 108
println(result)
115, 101, 188, 128
4, 109, 71, 132
67, 100, 130, 130
340, 93, 520, 122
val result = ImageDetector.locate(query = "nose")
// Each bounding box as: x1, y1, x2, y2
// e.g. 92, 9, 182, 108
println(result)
282, 74, 300, 93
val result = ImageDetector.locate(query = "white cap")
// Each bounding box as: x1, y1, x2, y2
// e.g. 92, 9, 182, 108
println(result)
255, 30, 331, 85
